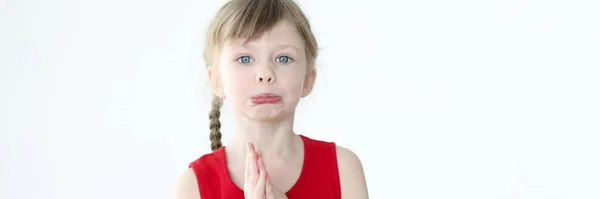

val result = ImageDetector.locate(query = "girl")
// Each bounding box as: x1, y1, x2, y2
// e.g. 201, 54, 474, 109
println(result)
175, 0, 368, 198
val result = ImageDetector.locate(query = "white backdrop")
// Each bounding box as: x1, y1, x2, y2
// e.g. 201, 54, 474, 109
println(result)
2, 0, 599, 198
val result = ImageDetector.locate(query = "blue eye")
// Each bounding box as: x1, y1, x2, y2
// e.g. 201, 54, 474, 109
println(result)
237, 56, 252, 64
276, 56, 292, 63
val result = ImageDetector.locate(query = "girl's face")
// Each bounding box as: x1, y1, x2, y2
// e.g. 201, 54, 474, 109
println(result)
210, 19, 316, 121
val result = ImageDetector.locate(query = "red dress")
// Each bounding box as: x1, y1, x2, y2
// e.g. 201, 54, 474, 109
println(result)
188, 134, 341, 199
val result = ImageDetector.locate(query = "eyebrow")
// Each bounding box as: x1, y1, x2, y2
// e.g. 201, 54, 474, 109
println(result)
276, 44, 301, 52
238, 41, 301, 53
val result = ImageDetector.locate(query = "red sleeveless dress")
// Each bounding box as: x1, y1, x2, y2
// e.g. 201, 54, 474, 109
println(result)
188, 134, 341, 199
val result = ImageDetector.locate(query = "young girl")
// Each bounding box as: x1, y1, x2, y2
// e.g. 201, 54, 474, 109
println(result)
175, 0, 368, 198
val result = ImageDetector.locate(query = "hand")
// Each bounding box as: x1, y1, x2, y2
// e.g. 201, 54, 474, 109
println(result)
265, 172, 288, 199
244, 142, 267, 199
244, 142, 289, 199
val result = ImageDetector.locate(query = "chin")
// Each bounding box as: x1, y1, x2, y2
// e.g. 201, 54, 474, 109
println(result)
245, 104, 284, 121
244, 104, 297, 121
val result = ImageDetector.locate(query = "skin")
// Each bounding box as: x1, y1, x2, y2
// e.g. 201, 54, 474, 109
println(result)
174, 19, 369, 199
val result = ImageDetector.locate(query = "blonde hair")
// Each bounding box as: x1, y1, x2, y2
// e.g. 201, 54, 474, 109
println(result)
204, 0, 319, 151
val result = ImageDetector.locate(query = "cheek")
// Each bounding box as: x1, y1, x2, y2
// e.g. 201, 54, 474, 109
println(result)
288, 77, 305, 94
280, 69, 306, 96
221, 67, 253, 98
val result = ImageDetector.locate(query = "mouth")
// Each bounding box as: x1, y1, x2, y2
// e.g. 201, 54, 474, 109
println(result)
251, 93, 281, 104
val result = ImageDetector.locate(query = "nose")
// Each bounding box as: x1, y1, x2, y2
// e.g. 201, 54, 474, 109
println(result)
256, 73, 275, 84
255, 64, 275, 84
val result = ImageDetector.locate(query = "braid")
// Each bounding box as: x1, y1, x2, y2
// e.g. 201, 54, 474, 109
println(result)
209, 95, 223, 151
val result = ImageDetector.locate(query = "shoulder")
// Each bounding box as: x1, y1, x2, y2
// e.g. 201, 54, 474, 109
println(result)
174, 168, 201, 199
174, 150, 222, 199
335, 145, 369, 199
188, 150, 221, 170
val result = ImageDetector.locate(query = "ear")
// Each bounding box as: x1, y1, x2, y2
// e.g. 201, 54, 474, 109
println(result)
301, 67, 317, 97
208, 67, 225, 99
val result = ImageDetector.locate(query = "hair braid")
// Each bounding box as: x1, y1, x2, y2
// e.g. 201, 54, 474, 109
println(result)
209, 95, 223, 151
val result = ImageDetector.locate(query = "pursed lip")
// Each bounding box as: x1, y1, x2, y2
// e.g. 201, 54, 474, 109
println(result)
250, 93, 281, 104
251, 93, 280, 99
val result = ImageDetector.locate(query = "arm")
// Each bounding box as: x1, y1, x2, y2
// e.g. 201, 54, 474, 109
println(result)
336, 146, 369, 199
174, 168, 201, 199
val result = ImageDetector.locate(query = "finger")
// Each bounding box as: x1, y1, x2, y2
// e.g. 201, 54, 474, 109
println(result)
259, 158, 273, 195
248, 142, 255, 153
266, 175, 272, 195
252, 146, 260, 177
245, 142, 251, 182
245, 142, 254, 194
254, 158, 267, 198
249, 146, 258, 185
257, 155, 266, 175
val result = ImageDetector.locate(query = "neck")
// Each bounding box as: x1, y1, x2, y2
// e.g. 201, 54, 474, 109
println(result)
227, 114, 299, 159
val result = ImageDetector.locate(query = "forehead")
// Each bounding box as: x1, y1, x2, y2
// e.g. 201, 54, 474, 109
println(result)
224, 20, 305, 50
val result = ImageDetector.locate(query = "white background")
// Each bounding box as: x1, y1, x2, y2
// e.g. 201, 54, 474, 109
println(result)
2, 0, 599, 198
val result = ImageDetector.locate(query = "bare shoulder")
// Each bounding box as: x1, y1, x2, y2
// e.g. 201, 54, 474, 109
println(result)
336, 145, 369, 199
174, 168, 201, 199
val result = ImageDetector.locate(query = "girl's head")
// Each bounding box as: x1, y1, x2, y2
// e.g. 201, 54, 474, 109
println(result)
204, 0, 319, 151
